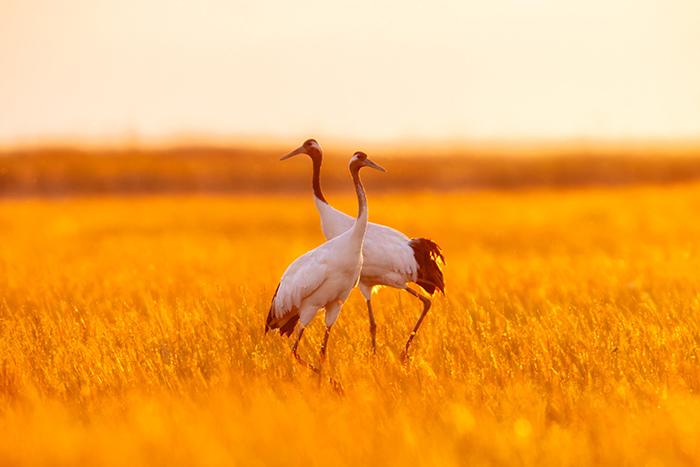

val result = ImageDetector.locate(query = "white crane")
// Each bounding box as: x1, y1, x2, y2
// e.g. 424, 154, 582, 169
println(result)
266, 152, 385, 372
281, 139, 445, 360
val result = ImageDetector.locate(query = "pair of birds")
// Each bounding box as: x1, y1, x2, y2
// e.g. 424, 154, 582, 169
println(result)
265, 139, 445, 370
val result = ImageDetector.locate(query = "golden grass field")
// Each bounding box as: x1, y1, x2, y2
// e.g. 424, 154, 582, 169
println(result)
2, 183, 700, 465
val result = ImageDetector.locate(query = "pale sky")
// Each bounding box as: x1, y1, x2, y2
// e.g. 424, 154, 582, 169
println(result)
1, 0, 699, 146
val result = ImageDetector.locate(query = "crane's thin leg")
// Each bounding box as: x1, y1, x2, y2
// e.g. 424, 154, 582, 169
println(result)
292, 327, 319, 374
320, 326, 331, 363
318, 325, 343, 394
367, 300, 377, 354
401, 287, 432, 362
359, 284, 377, 353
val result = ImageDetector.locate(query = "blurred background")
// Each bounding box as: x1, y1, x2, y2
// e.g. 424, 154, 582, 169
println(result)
1, 0, 699, 194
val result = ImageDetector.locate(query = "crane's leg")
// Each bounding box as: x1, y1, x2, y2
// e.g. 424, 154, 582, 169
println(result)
319, 302, 345, 394
359, 283, 377, 353
320, 326, 331, 363
292, 327, 319, 374
367, 300, 377, 354
321, 301, 343, 364
401, 286, 432, 362
318, 325, 344, 394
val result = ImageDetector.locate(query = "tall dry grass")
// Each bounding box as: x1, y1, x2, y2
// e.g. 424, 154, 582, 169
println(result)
1, 185, 700, 465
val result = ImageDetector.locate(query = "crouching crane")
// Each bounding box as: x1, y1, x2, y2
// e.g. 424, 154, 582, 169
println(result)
265, 152, 385, 372
281, 139, 445, 360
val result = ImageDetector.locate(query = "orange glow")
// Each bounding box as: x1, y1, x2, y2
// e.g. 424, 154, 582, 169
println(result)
4, 3, 700, 465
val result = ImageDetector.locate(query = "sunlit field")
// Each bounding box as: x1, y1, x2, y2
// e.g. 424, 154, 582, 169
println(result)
2, 182, 700, 465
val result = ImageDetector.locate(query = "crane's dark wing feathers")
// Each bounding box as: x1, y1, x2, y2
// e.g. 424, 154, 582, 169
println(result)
410, 238, 445, 295
265, 283, 299, 337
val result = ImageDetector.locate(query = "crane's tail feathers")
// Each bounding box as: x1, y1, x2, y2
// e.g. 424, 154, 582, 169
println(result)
265, 309, 300, 337
278, 314, 299, 337
410, 238, 445, 295
265, 284, 300, 337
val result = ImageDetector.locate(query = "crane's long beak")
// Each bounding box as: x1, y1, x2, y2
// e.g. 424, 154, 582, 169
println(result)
365, 159, 386, 172
280, 146, 305, 161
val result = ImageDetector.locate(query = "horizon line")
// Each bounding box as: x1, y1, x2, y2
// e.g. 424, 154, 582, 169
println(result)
2, 133, 700, 156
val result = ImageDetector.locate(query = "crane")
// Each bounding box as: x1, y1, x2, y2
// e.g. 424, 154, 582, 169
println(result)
266, 151, 385, 372
281, 139, 444, 360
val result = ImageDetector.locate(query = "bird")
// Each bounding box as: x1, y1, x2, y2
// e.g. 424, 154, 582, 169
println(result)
265, 151, 385, 372
281, 139, 445, 360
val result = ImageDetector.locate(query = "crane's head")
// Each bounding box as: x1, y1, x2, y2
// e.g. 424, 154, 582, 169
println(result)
280, 138, 322, 161
349, 151, 386, 173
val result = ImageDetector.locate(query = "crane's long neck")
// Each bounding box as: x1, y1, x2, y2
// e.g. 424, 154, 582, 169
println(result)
312, 156, 327, 204
350, 168, 369, 243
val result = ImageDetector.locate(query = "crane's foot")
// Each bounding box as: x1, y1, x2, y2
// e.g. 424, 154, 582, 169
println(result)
293, 351, 320, 374
328, 376, 345, 395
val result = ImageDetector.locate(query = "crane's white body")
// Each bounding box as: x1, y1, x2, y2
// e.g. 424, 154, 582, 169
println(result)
313, 196, 417, 296
267, 156, 378, 338
270, 225, 364, 328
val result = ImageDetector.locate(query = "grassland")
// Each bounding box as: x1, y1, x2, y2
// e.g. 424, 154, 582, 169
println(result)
3, 145, 700, 195
2, 184, 700, 465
